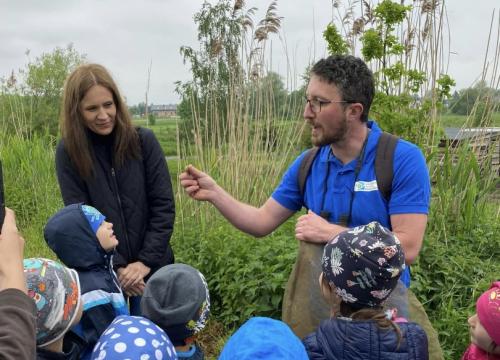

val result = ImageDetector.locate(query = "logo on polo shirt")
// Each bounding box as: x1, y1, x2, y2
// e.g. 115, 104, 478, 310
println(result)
354, 180, 378, 192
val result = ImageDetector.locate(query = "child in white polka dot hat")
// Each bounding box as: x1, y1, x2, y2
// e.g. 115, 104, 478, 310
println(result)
91, 315, 177, 360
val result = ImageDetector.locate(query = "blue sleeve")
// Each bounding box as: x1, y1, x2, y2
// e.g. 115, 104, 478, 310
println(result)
302, 333, 326, 360
271, 151, 309, 212
389, 141, 431, 215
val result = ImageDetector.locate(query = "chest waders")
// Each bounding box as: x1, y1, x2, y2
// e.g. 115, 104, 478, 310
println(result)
282, 132, 399, 338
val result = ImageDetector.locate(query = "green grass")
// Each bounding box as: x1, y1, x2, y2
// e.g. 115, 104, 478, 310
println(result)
133, 117, 179, 156
440, 112, 500, 127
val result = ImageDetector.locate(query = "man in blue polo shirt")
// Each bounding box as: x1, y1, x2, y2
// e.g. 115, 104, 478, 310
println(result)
180, 55, 442, 359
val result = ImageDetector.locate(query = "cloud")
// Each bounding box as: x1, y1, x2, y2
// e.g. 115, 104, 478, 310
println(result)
1, 0, 498, 105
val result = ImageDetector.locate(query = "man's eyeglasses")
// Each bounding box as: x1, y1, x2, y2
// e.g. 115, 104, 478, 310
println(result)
304, 97, 354, 114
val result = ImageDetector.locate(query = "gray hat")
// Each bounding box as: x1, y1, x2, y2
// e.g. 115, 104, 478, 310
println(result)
141, 264, 210, 346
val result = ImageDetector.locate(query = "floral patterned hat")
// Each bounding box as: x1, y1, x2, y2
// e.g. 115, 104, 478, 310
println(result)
321, 221, 405, 309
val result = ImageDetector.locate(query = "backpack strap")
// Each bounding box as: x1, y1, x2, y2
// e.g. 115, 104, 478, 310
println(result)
375, 132, 399, 202
298, 147, 319, 198
298, 132, 399, 203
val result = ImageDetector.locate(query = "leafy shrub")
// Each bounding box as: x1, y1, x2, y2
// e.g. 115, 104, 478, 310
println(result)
148, 113, 156, 126
412, 219, 500, 359
172, 217, 298, 327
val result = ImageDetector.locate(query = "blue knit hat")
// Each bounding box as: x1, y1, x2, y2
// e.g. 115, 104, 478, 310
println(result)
218, 317, 308, 360
81, 205, 106, 234
322, 221, 405, 309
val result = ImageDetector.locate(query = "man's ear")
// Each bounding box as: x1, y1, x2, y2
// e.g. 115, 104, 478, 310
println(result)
346, 102, 364, 122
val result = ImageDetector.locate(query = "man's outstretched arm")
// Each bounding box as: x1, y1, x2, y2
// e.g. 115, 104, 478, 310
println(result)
180, 165, 295, 237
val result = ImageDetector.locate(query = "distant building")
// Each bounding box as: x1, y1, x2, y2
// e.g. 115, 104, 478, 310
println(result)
439, 127, 500, 175
149, 104, 177, 117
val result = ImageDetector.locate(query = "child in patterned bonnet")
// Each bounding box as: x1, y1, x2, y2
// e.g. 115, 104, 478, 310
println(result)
302, 221, 429, 360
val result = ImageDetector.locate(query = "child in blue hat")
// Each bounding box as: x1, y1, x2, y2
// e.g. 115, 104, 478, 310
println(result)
218, 317, 308, 360
44, 203, 129, 359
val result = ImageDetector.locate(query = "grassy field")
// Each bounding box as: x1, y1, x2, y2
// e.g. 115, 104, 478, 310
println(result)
440, 112, 500, 127
133, 117, 179, 156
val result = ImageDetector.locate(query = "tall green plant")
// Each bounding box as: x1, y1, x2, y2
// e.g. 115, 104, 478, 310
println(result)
176, 0, 287, 145
0, 44, 85, 137
0, 134, 61, 259
324, 0, 455, 147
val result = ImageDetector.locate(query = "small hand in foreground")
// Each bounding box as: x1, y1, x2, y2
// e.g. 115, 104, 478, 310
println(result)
123, 280, 146, 297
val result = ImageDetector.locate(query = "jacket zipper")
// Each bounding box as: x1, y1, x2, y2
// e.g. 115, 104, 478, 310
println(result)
107, 253, 123, 295
111, 167, 133, 262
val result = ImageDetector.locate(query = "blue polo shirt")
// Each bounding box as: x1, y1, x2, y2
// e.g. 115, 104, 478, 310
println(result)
272, 121, 431, 286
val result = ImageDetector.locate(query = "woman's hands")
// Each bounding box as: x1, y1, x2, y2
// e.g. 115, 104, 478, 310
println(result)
117, 261, 150, 297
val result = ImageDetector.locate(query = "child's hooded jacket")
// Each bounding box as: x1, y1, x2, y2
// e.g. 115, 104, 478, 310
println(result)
44, 203, 128, 357
303, 317, 428, 360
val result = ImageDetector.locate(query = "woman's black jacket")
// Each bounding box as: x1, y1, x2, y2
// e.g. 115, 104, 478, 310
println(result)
55, 127, 175, 275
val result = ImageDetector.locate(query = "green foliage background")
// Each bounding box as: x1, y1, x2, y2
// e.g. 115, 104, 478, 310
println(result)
1, 119, 497, 359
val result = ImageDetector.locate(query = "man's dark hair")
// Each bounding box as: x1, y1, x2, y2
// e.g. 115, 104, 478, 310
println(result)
311, 55, 375, 122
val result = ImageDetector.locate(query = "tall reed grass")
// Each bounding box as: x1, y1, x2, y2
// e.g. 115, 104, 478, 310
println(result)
0, 134, 60, 259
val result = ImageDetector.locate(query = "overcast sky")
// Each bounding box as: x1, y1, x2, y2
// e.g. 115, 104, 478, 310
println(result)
1, 0, 498, 105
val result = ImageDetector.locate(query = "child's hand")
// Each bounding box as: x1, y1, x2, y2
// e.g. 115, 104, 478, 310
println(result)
0, 208, 26, 293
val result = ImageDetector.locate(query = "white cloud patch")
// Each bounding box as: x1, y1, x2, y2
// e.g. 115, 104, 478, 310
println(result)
1, 0, 498, 104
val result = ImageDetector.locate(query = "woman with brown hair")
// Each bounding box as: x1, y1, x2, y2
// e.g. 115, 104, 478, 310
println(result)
55, 63, 175, 315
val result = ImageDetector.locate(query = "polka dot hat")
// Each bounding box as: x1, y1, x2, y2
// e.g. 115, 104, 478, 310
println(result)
91, 315, 178, 360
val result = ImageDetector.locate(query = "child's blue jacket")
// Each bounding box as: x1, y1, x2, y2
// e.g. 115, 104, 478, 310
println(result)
44, 203, 129, 358
302, 317, 429, 360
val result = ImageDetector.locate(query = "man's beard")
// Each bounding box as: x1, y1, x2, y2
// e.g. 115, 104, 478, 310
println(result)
311, 117, 348, 147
